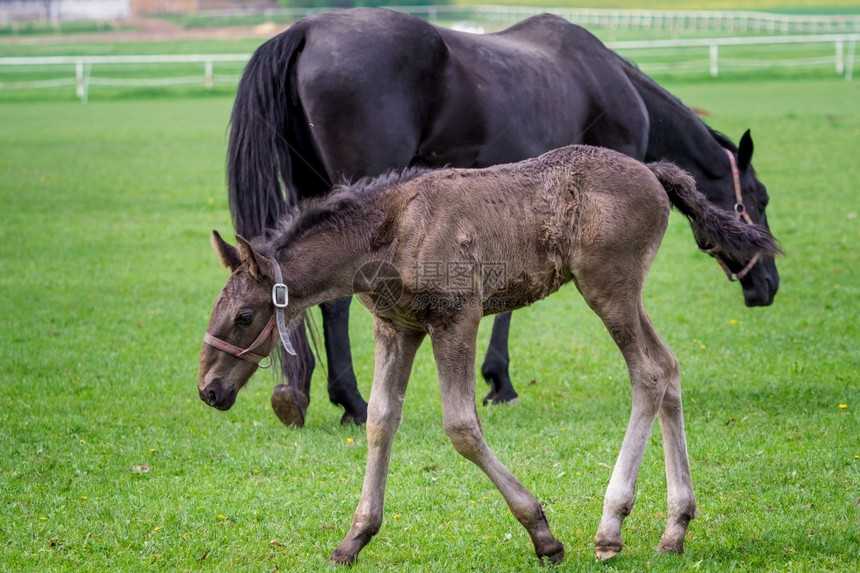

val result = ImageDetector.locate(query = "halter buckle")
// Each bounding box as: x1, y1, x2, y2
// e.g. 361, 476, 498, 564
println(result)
272, 283, 289, 308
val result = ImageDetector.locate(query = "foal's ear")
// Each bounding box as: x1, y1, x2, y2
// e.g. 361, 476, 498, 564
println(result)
738, 129, 754, 170
236, 236, 273, 282
211, 230, 241, 271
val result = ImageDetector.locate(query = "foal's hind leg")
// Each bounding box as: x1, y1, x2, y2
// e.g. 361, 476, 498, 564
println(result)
655, 378, 696, 553
575, 270, 694, 559
330, 318, 424, 565
430, 311, 564, 564
591, 302, 692, 559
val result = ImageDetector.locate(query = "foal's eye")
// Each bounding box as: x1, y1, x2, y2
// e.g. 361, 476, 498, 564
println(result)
235, 310, 254, 326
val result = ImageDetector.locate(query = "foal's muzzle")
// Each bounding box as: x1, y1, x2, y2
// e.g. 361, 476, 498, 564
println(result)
199, 378, 238, 411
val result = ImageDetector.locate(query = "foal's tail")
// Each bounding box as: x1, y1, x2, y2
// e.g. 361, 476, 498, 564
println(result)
228, 24, 308, 239
648, 162, 782, 259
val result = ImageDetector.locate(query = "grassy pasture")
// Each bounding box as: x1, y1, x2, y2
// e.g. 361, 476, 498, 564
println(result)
0, 73, 858, 572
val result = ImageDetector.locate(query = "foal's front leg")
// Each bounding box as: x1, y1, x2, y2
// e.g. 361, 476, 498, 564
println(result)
431, 313, 564, 564
330, 318, 424, 565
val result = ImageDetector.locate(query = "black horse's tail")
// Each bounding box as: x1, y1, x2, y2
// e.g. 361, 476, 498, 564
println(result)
648, 162, 782, 259
228, 26, 315, 391
228, 25, 307, 239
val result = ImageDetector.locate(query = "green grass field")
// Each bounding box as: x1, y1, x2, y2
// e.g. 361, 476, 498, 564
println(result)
0, 70, 858, 571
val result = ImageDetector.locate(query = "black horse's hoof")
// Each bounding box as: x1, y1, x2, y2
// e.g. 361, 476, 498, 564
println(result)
271, 384, 309, 427
482, 388, 520, 406
340, 409, 366, 426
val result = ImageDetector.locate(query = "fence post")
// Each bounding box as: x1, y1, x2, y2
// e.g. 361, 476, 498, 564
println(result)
835, 38, 844, 75
709, 43, 719, 77
846, 37, 856, 81
75, 59, 85, 102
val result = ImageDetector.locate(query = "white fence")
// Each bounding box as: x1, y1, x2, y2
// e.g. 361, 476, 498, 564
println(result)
432, 5, 860, 35
5, 4, 855, 35
613, 34, 858, 80
181, 5, 860, 36
0, 54, 248, 102
0, 34, 856, 102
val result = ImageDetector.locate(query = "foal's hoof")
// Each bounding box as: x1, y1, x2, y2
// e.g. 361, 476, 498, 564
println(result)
595, 539, 623, 561
329, 546, 358, 566
656, 537, 685, 555
271, 384, 309, 427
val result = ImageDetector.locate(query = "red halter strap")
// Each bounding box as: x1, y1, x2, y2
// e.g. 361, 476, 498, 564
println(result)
700, 149, 761, 282
203, 314, 277, 364
725, 147, 755, 226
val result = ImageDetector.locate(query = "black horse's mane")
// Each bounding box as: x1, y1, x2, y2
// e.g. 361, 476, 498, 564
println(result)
270, 166, 431, 251
707, 128, 738, 152
616, 54, 738, 154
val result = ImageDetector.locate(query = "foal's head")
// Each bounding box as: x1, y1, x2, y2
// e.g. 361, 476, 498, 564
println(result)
198, 231, 289, 411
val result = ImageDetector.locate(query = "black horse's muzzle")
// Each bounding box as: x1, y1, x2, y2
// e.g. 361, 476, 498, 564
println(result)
199, 378, 238, 411
738, 254, 779, 307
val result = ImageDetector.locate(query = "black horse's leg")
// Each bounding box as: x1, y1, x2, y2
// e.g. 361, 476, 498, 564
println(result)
271, 315, 314, 427
321, 296, 368, 424
481, 312, 519, 405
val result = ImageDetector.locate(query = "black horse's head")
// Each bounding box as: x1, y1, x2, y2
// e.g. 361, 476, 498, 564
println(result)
709, 130, 780, 307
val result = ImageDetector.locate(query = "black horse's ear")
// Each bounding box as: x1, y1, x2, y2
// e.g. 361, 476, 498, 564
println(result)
211, 230, 241, 271
738, 129, 754, 170
236, 235, 273, 281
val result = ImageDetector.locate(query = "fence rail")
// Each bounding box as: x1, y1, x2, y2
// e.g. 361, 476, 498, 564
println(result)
612, 34, 858, 79
4, 4, 859, 35
0, 53, 248, 102
175, 5, 860, 35
0, 34, 856, 102
448, 6, 860, 34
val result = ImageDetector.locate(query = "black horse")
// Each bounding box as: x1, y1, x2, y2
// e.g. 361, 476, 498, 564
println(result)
227, 8, 779, 426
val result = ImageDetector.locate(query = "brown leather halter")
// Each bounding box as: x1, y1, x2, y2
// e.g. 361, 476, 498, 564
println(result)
203, 257, 297, 365
700, 149, 761, 282
203, 315, 277, 365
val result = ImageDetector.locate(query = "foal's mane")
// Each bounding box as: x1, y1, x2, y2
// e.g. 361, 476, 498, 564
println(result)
269, 166, 431, 251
